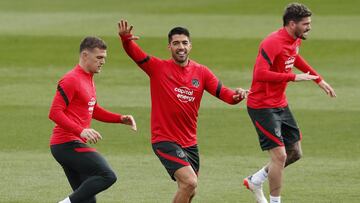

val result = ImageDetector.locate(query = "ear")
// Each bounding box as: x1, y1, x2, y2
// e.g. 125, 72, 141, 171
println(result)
289, 20, 296, 29
81, 50, 88, 58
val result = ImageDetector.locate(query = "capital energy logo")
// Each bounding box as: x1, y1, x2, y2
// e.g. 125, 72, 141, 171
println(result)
88, 97, 96, 114
174, 87, 195, 103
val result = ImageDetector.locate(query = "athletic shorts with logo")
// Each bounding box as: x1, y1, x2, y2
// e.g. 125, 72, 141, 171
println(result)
152, 141, 199, 181
247, 106, 302, 151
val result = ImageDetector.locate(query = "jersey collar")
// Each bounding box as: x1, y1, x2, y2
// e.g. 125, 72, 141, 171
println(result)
279, 27, 297, 43
171, 59, 193, 69
75, 64, 94, 77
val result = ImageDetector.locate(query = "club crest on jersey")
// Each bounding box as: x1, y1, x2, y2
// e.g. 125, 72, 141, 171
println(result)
176, 149, 186, 158
192, 79, 200, 88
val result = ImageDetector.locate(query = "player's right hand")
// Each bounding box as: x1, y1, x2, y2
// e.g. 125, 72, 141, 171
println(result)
118, 19, 140, 40
294, 72, 319, 82
233, 88, 250, 100
80, 128, 102, 144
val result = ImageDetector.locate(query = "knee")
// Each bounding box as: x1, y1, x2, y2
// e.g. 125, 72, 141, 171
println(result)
181, 177, 198, 192
274, 152, 287, 164
104, 170, 117, 186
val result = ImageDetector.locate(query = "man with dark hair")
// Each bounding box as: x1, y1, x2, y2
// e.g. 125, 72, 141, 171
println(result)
117, 20, 247, 203
243, 3, 336, 203
49, 36, 137, 203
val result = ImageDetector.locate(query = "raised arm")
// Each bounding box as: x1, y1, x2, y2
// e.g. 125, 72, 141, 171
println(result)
118, 19, 155, 76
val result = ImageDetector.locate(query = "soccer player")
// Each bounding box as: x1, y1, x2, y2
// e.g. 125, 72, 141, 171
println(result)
49, 36, 137, 203
117, 20, 247, 203
243, 3, 336, 203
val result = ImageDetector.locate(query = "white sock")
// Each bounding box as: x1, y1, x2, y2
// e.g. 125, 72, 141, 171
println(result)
59, 197, 71, 203
251, 167, 268, 185
270, 195, 281, 203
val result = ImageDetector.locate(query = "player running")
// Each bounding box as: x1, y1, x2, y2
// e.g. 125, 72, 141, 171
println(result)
118, 19, 248, 203
49, 36, 137, 203
243, 3, 336, 203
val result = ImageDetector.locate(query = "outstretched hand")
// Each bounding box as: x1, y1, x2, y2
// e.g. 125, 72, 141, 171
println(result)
294, 72, 319, 82
233, 88, 250, 101
318, 80, 336, 98
118, 19, 139, 40
121, 115, 137, 131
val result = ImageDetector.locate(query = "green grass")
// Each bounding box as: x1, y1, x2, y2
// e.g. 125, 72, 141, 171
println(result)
1, 0, 359, 202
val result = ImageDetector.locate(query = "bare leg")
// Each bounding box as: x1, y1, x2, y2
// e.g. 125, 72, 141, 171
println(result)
262, 141, 302, 173
285, 141, 302, 167
173, 166, 198, 203
268, 146, 287, 196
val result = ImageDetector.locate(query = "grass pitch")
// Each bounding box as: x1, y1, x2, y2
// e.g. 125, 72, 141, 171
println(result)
0, 0, 359, 202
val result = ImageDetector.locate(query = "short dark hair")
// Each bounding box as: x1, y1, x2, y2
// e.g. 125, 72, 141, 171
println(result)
79, 36, 107, 53
283, 3, 312, 26
168, 27, 190, 43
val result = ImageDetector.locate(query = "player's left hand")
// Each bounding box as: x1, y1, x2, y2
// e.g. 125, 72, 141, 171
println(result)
318, 80, 336, 97
121, 115, 137, 132
233, 88, 250, 101
118, 19, 139, 40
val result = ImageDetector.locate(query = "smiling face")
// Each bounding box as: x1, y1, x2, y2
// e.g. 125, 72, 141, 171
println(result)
168, 34, 192, 67
81, 48, 107, 74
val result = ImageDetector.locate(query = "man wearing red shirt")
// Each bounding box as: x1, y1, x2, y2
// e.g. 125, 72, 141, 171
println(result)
243, 3, 336, 203
118, 20, 247, 203
49, 36, 137, 203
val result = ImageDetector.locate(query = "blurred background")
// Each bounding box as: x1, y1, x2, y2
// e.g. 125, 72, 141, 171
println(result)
0, 0, 359, 202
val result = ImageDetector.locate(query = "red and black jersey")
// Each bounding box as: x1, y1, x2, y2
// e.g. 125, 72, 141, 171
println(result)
247, 27, 322, 109
121, 35, 240, 147
49, 65, 122, 145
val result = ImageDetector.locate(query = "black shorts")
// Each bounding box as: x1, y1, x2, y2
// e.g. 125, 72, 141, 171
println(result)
50, 141, 117, 203
247, 106, 302, 151
152, 141, 199, 181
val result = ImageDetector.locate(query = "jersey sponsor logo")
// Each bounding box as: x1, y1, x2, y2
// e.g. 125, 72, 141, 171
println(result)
192, 79, 200, 88
88, 97, 96, 114
174, 87, 195, 103
284, 56, 295, 71
176, 149, 186, 158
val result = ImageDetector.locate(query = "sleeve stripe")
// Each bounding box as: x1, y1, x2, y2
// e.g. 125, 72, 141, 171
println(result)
57, 85, 69, 106
261, 48, 272, 66
216, 81, 222, 98
137, 56, 150, 65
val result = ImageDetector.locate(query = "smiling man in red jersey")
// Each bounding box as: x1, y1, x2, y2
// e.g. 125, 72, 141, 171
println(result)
243, 3, 336, 203
49, 36, 137, 203
118, 20, 248, 203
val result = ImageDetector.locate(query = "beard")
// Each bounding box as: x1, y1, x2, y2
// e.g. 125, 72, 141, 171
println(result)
295, 28, 310, 40
172, 52, 189, 64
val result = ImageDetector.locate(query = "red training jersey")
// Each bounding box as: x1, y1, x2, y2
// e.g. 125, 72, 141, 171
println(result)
247, 27, 322, 109
120, 34, 241, 147
49, 65, 122, 145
